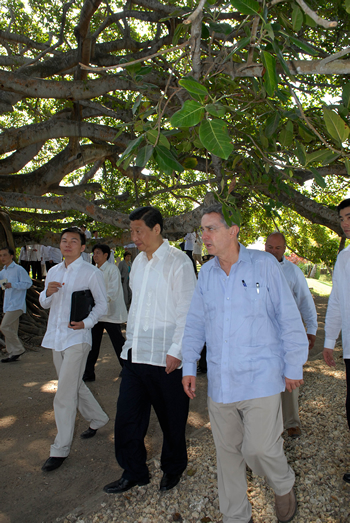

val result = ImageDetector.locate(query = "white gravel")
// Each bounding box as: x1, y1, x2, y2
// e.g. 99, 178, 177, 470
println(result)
61, 346, 350, 523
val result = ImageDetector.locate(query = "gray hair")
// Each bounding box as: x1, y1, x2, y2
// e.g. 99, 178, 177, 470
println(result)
202, 204, 239, 229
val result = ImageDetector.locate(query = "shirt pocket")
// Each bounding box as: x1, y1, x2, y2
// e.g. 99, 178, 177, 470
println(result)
202, 290, 217, 320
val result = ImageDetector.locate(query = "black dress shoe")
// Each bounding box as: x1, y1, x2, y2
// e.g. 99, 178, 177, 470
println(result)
159, 472, 182, 491
42, 457, 66, 472
82, 374, 95, 382
1, 353, 24, 363
80, 427, 97, 439
104, 476, 150, 494
343, 473, 350, 483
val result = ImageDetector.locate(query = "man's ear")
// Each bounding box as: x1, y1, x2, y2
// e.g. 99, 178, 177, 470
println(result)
229, 225, 240, 238
81, 244, 86, 252
153, 223, 161, 235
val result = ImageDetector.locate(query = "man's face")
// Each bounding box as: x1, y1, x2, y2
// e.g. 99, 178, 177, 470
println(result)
201, 213, 233, 258
265, 235, 286, 262
60, 232, 85, 260
130, 219, 160, 254
0, 249, 13, 267
93, 248, 108, 267
339, 206, 350, 238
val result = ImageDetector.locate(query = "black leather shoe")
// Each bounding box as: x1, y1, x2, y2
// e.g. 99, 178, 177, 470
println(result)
1, 353, 24, 363
80, 427, 97, 439
82, 374, 95, 382
343, 473, 350, 483
42, 457, 66, 472
159, 472, 182, 491
104, 476, 150, 494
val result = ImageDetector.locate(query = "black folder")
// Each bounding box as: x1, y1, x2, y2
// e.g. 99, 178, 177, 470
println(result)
70, 290, 95, 323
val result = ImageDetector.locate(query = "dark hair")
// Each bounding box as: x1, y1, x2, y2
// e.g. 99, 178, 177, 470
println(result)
123, 251, 132, 258
0, 246, 14, 256
92, 230, 97, 234
60, 226, 86, 245
337, 199, 350, 215
92, 243, 111, 258
129, 206, 163, 233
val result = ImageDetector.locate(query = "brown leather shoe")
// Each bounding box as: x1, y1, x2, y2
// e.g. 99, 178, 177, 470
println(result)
287, 426, 301, 439
275, 488, 297, 522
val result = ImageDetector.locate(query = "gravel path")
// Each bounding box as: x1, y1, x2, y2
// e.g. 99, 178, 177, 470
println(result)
61, 346, 350, 523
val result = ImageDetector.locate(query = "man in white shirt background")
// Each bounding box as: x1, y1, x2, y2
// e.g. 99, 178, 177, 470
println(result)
39, 227, 109, 472
83, 243, 127, 382
0, 246, 32, 362
323, 198, 350, 484
104, 207, 197, 495
265, 232, 318, 438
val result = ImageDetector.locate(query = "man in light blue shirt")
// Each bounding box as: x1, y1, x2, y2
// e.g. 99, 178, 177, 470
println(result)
0, 246, 32, 362
182, 205, 308, 523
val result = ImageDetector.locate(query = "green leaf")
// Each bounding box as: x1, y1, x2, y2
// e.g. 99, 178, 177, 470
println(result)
206, 103, 226, 117
199, 119, 234, 160
208, 21, 233, 35
225, 36, 251, 62
306, 149, 338, 166
147, 129, 170, 149
172, 23, 185, 45
170, 100, 205, 128
298, 124, 314, 143
292, 5, 303, 32
155, 145, 184, 173
345, 158, 350, 175
132, 94, 142, 115
202, 23, 210, 39
287, 34, 319, 56
295, 140, 306, 165
231, 0, 263, 19
323, 107, 350, 145
305, 14, 316, 27
278, 121, 293, 147
117, 135, 144, 166
182, 157, 198, 169
265, 113, 281, 137
135, 145, 154, 168
342, 83, 350, 108
125, 62, 141, 76
310, 167, 326, 188
264, 22, 275, 41
345, 0, 350, 14
179, 76, 208, 102
261, 51, 278, 96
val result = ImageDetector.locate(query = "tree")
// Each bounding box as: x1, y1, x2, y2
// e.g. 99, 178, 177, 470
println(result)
0, 0, 350, 258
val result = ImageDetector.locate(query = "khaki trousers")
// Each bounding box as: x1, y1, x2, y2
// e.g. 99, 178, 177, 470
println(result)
208, 394, 295, 523
281, 388, 300, 429
0, 310, 25, 356
50, 343, 109, 457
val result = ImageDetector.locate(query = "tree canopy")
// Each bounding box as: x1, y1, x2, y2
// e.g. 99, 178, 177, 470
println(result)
0, 0, 350, 263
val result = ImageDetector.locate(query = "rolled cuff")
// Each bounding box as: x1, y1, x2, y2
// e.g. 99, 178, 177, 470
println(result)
324, 338, 336, 350
284, 363, 303, 381
167, 342, 182, 361
182, 362, 197, 377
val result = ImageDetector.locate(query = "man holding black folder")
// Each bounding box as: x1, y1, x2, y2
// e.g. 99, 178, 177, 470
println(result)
39, 227, 109, 472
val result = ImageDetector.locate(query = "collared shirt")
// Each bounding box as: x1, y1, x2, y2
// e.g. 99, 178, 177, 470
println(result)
0, 262, 32, 313
324, 245, 350, 357
184, 232, 195, 250
121, 240, 197, 366
279, 256, 318, 335
19, 247, 28, 262
98, 261, 127, 324
49, 247, 63, 264
27, 244, 42, 262
39, 257, 107, 351
182, 244, 309, 404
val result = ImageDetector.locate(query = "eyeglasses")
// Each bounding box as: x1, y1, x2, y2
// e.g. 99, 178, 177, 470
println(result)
199, 225, 227, 234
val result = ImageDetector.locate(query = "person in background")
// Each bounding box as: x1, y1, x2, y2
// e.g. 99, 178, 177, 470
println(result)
49, 246, 63, 267
28, 244, 42, 280
18, 246, 30, 273
83, 243, 127, 382
182, 204, 308, 523
39, 227, 109, 472
0, 246, 32, 363
81, 225, 91, 239
118, 251, 132, 309
192, 230, 203, 268
184, 232, 197, 274
265, 232, 318, 438
323, 198, 350, 485
104, 207, 196, 495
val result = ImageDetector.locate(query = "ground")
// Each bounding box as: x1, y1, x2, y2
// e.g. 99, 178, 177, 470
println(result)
0, 296, 327, 523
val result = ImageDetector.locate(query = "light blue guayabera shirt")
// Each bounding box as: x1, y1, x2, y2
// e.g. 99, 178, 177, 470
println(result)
0, 261, 32, 313
182, 244, 309, 404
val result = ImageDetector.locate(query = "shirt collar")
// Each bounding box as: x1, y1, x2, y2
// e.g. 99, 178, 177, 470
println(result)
4, 261, 16, 270
140, 239, 169, 261
99, 261, 108, 271
65, 256, 84, 271
279, 255, 286, 265
212, 243, 251, 269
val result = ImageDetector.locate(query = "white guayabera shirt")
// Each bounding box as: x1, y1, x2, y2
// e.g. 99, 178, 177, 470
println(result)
121, 240, 197, 367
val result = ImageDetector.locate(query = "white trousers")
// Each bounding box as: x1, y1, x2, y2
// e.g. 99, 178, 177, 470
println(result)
281, 388, 300, 429
208, 394, 295, 523
0, 310, 24, 356
50, 343, 109, 457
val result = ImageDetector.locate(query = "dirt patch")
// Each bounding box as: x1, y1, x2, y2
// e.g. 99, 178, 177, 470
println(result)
0, 295, 328, 523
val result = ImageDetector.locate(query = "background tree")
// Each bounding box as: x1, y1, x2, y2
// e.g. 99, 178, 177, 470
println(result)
0, 0, 349, 263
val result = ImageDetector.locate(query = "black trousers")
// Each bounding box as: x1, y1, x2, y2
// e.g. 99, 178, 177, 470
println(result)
30, 261, 42, 280
114, 351, 190, 483
84, 321, 125, 379
345, 359, 350, 430
185, 250, 197, 274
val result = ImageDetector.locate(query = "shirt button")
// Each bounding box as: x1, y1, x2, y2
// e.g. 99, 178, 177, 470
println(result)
227, 297, 230, 300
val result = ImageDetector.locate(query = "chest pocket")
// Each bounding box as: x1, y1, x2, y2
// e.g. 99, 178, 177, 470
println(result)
202, 291, 216, 319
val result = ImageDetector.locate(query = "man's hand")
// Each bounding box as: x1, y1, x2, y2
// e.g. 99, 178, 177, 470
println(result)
46, 281, 63, 297
165, 355, 181, 374
182, 375, 196, 399
4, 282, 12, 289
69, 321, 85, 330
285, 377, 304, 392
323, 348, 336, 367
307, 334, 316, 350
